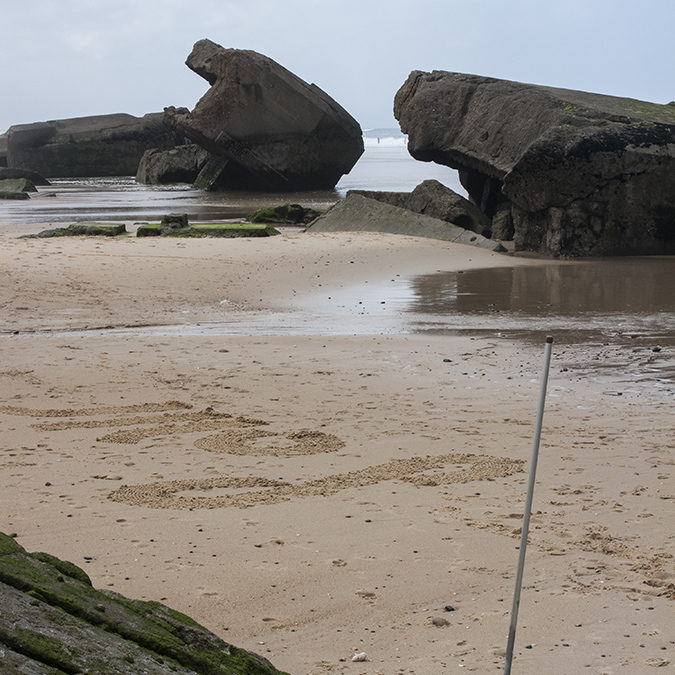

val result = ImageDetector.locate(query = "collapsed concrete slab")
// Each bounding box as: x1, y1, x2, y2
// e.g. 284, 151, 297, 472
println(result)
350, 179, 491, 237
0, 167, 50, 185
0, 132, 7, 167
394, 71, 675, 256
136, 144, 210, 184
6, 113, 182, 177
162, 39, 364, 190
306, 193, 505, 252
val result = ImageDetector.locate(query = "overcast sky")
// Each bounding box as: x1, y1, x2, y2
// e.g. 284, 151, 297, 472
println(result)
1, 0, 673, 134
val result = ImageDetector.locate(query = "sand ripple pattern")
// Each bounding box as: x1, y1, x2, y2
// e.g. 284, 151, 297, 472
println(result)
2, 399, 523, 512
0, 400, 191, 417
109, 453, 524, 509
31, 409, 234, 431
98, 416, 266, 444
194, 429, 345, 456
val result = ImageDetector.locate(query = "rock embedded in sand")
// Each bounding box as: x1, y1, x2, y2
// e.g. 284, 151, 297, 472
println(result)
394, 71, 675, 256
430, 617, 451, 627
162, 39, 364, 190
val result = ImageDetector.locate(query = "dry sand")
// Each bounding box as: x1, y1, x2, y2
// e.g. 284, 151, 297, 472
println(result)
0, 231, 672, 674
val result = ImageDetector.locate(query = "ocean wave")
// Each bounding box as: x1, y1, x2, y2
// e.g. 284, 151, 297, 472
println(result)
363, 135, 407, 148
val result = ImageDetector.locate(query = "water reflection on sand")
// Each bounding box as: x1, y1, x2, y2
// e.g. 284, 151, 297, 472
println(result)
409, 259, 674, 316
0, 177, 340, 231
20, 255, 673, 350
0, 144, 465, 233
2, 162, 672, 385
407, 258, 675, 343
405, 259, 675, 387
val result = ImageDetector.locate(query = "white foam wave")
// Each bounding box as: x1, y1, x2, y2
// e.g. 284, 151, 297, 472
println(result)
363, 135, 407, 148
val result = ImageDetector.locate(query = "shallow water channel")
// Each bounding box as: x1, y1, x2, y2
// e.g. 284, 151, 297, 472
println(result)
21, 257, 674, 388
22, 257, 673, 341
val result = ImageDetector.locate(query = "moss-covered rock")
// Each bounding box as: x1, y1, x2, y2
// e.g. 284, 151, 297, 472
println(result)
0, 532, 23, 555
0, 532, 288, 674
136, 223, 163, 237
30, 552, 92, 587
22, 223, 127, 238
0, 167, 50, 185
246, 203, 321, 224
0, 178, 37, 192
137, 223, 279, 238
178, 224, 279, 238
160, 212, 189, 230
0, 190, 30, 200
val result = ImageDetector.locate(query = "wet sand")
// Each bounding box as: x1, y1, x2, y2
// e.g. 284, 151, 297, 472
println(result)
0, 231, 673, 673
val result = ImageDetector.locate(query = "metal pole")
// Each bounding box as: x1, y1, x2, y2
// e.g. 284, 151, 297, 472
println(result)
504, 336, 553, 675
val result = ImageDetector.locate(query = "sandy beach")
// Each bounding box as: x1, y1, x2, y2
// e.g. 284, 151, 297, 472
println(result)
1, 231, 672, 673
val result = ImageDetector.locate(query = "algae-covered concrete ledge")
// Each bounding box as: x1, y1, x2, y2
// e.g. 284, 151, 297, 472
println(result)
136, 222, 280, 237
0, 178, 38, 193
0, 177, 41, 201
0, 531, 288, 674
0, 191, 30, 200
246, 203, 322, 224
21, 223, 128, 238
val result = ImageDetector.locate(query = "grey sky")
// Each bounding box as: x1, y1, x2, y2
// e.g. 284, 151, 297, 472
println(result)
1, 0, 673, 134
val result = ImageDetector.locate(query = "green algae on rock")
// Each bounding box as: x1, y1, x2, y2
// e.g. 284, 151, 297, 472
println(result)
0, 532, 288, 674
137, 223, 280, 238
22, 223, 127, 238
136, 223, 163, 237
182, 223, 280, 237
0, 178, 37, 193
246, 203, 322, 225
0, 191, 30, 200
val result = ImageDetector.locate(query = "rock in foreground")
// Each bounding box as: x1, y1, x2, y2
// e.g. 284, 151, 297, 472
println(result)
0, 532, 287, 674
394, 71, 675, 256
0, 191, 30, 200
6, 113, 182, 177
163, 39, 364, 190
